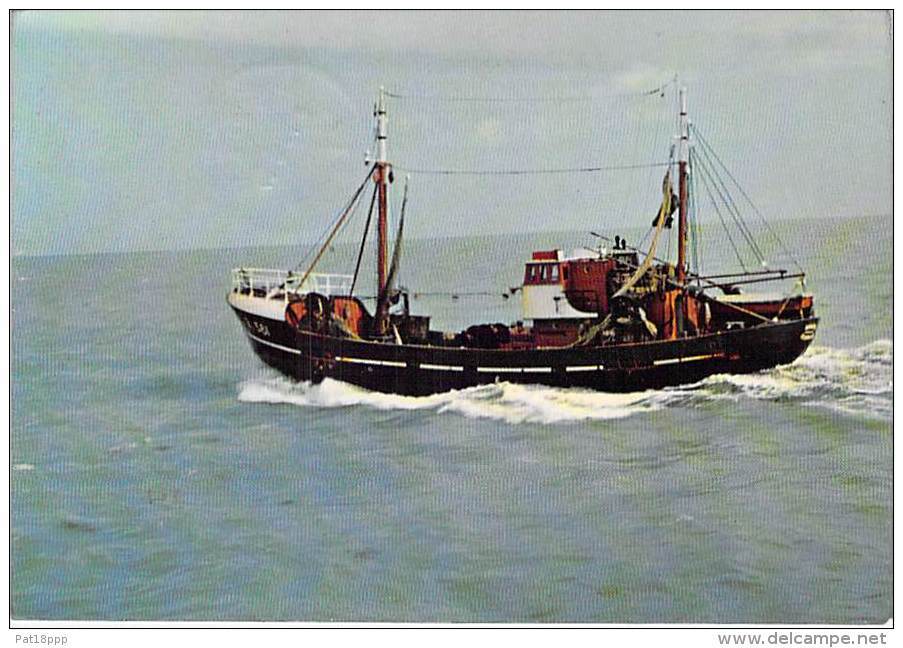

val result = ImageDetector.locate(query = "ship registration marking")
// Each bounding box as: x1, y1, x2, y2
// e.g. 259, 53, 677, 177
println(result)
800, 323, 817, 341
653, 354, 716, 366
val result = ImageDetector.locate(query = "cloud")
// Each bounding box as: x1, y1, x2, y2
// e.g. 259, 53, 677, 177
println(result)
14, 9, 891, 71
11, 9, 891, 254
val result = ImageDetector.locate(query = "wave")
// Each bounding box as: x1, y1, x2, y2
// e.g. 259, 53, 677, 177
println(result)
237, 340, 892, 424
238, 375, 663, 424
664, 339, 893, 419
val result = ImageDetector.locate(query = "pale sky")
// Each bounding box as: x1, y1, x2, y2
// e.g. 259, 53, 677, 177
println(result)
12, 10, 893, 255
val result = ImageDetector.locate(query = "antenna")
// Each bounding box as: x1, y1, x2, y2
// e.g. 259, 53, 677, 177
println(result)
677, 86, 689, 285
374, 86, 391, 334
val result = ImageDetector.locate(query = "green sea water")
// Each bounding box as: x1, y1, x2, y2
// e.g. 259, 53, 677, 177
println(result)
11, 214, 892, 623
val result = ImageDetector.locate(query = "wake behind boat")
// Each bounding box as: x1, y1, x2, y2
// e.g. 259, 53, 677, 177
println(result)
228, 85, 817, 396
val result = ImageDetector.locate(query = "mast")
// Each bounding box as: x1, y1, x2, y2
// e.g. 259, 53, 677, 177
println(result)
375, 86, 389, 299
677, 86, 689, 285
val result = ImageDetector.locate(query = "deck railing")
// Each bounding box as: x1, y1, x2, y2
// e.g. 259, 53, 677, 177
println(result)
231, 268, 354, 302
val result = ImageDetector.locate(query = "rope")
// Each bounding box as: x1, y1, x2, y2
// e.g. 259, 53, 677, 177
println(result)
583, 233, 792, 324
356, 290, 509, 301
291, 165, 376, 274
637, 95, 670, 220
350, 183, 379, 296
612, 171, 672, 300
296, 165, 375, 287
773, 277, 807, 320
692, 142, 768, 266
385, 80, 674, 103
696, 156, 748, 272
695, 152, 755, 267
380, 178, 409, 305
393, 161, 670, 177
637, 226, 654, 251
689, 149, 702, 276
691, 123, 803, 273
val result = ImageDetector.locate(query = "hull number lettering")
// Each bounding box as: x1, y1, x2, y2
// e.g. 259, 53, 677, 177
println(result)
243, 317, 271, 338
800, 323, 817, 341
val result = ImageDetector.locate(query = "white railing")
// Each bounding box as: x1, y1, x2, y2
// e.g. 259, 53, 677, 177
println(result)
231, 268, 354, 302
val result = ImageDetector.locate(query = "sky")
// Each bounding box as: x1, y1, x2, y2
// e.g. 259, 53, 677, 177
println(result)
12, 10, 893, 256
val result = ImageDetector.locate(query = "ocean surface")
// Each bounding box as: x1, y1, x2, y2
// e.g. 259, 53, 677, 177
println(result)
11, 214, 892, 623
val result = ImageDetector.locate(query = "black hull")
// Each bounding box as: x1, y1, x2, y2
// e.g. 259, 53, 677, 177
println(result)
230, 303, 818, 396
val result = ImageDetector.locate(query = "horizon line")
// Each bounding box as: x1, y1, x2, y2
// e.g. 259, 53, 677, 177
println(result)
10, 211, 892, 260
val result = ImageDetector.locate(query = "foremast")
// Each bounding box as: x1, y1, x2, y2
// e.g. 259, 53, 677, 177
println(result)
375, 87, 389, 294
374, 86, 391, 334
677, 86, 689, 285
675, 86, 690, 337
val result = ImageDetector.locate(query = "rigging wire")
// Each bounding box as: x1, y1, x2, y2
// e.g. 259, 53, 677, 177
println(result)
695, 156, 748, 273
355, 290, 509, 301
297, 82, 798, 296
392, 161, 670, 176
380, 178, 409, 307
633, 133, 674, 258
692, 148, 767, 267
389, 79, 676, 253
617, 87, 660, 221
291, 211, 341, 275
689, 147, 702, 279
350, 183, 379, 296
690, 123, 803, 273
385, 79, 675, 103
334, 180, 370, 242
290, 166, 375, 274
692, 141, 768, 266
584, 83, 672, 240
637, 226, 654, 251
293, 165, 375, 282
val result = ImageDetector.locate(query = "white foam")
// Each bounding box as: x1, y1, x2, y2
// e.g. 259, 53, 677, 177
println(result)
238, 376, 660, 424
666, 340, 893, 419
237, 341, 892, 424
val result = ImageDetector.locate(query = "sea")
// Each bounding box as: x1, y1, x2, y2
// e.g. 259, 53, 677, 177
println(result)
11, 213, 892, 623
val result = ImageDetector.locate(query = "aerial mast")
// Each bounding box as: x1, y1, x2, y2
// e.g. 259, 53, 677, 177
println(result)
375, 86, 390, 300
677, 86, 689, 285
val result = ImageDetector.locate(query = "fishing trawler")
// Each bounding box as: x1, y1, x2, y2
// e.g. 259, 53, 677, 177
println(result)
228, 86, 817, 396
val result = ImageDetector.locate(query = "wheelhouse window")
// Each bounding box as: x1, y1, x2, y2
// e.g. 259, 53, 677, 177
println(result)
525, 263, 563, 284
